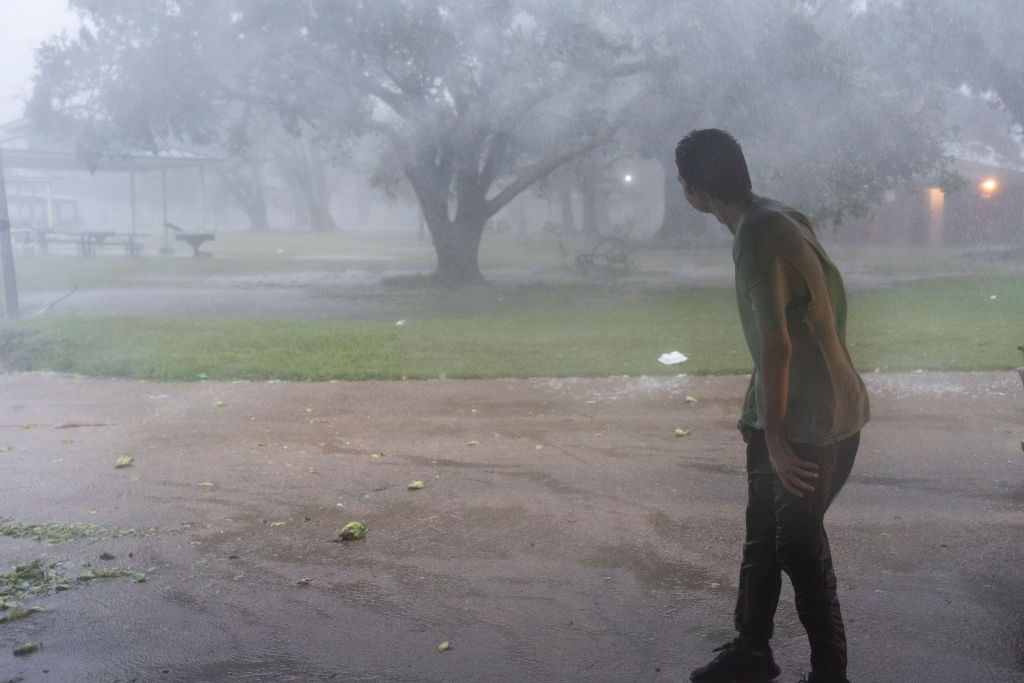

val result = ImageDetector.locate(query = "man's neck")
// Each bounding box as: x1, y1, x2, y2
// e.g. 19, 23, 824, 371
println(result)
711, 191, 760, 235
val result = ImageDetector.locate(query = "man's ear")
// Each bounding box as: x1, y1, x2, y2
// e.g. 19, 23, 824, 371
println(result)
683, 181, 709, 210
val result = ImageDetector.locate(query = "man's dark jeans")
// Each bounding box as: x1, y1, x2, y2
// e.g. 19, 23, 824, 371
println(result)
734, 429, 859, 678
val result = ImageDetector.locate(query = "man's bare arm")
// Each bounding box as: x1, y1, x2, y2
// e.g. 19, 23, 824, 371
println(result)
760, 325, 819, 496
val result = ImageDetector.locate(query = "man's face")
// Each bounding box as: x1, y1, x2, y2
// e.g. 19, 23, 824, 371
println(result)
678, 173, 708, 214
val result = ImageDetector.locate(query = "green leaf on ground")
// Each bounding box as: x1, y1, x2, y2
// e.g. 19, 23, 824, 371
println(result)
408, 481, 427, 490
338, 522, 367, 540
0, 605, 44, 623
13, 642, 42, 656
77, 568, 130, 582
115, 456, 134, 468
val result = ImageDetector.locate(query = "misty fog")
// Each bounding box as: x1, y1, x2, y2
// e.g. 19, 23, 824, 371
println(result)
0, 0, 1016, 290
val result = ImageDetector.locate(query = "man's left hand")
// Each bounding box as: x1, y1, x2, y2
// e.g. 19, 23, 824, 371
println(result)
766, 436, 819, 497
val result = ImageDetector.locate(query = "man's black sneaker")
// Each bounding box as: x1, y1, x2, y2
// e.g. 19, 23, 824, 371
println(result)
798, 674, 850, 683
690, 638, 781, 682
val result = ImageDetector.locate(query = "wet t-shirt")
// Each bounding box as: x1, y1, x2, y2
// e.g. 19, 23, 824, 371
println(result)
733, 198, 869, 445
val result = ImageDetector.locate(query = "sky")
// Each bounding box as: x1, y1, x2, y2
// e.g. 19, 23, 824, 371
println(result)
0, 0, 78, 124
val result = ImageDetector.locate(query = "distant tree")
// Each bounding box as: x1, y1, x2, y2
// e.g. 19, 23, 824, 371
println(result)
324, 1, 645, 282
626, 0, 954, 243
220, 154, 271, 232
842, 0, 1024, 130
270, 129, 340, 233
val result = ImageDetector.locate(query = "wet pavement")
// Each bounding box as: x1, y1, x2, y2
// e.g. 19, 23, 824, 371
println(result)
0, 371, 1021, 682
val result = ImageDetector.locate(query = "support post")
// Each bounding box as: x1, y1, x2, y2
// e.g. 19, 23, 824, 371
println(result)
199, 166, 206, 231
130, 170, 137, 236
159, 168, 173, 254
0, 148, 20, 318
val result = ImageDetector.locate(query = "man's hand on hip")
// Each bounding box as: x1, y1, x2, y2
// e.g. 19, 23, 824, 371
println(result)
766, 435, 819, 497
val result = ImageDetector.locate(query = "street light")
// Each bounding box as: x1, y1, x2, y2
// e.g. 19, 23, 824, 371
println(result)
979, 178, 998, 197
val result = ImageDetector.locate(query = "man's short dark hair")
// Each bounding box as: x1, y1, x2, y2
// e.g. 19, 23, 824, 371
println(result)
675, 128, 752, 202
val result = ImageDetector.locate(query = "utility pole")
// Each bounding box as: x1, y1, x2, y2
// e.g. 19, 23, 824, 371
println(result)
0, 147, 20, 318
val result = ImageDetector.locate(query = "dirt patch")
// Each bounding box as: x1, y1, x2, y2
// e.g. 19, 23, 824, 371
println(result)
0, 371, 1021, 682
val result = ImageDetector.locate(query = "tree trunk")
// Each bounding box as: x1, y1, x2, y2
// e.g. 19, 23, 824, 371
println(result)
305, 182, 337, 232
429, 217, 486, 285
655, 155, 692, 244
580, 176, 600, 236
240, 188, 271, 232
284, 174, 310, 229
559, 185, 576, 234
222, 167, 270, 232
307, 161, 338, 232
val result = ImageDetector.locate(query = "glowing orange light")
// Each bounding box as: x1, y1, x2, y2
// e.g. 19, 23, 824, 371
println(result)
980, 178, 998, 196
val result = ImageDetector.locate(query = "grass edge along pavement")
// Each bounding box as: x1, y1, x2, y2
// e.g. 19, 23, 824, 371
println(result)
0, 275, 1022, 380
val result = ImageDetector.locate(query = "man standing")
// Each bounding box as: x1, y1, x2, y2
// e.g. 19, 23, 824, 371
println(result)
676, 129, 869, 683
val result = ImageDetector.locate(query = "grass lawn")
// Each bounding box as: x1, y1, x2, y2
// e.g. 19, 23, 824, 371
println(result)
0, 231, 1021, 380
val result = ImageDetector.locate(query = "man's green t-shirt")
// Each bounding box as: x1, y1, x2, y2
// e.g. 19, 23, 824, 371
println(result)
733, 198, 870, 445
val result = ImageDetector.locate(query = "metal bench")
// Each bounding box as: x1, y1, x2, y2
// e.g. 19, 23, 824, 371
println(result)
174, 232, 215, 257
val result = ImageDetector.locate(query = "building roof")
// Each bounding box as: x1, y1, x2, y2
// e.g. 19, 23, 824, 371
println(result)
0, 118, 220, 174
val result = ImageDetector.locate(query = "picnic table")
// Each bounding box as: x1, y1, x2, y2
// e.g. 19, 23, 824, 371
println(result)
174, 232, 215, 257
163, 222, 214, 257
10, 228, 38, 254
36, 230, 148, 256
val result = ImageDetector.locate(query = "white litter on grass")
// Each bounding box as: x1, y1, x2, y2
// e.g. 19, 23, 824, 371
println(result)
658, 351, 688, 365
989, 295, 997, 300
396, 319, 407, 326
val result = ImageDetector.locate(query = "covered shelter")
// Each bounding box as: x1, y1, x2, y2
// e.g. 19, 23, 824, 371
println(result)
0, 118, 221, 255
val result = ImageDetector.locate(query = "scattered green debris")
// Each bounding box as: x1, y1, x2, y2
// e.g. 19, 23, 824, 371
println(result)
438, 641, 452, 652
22, 423, 37, 430
674, 428, 692, 437
60, 438, 74, 445
74, 567, 145, 583
13, 642, 42, 656
212, 401, 226, 407
77, 568, 130, 582
407, 481, 427, 490
115, 455, 134, 468
0, 559, 63, 602
198, 482, 215, 487
685, 395, 698, 404
0, 518, 101, 544
467, 440, 480, 446
0, 446, 12, 452
338, 522, 367, 540
0, 605, 44, 623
